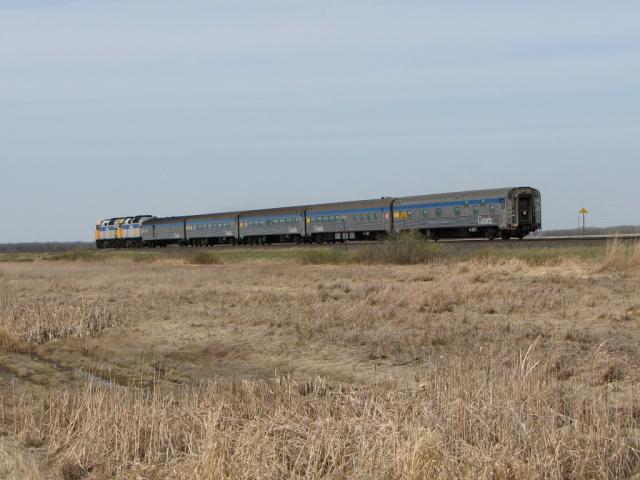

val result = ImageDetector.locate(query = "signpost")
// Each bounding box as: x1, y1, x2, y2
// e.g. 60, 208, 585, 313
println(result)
578, 208, 589, 237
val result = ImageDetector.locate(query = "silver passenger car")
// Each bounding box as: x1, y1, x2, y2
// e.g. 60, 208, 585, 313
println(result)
239, 206, 306, 244
393, 187, 541, 239
186, 212, 239, 246
141, 216, 187, 246
305, 198, 393, 242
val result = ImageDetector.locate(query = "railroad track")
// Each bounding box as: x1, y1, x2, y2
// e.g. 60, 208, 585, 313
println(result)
141, 234, 639, 256
440, 234, 640, 245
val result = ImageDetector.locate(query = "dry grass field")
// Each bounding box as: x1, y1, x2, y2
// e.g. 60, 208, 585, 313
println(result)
0, 240, 639, 479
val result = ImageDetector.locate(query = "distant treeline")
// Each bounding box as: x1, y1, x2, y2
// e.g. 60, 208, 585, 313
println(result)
540, 225, 640, 237
0, 242, 95, 253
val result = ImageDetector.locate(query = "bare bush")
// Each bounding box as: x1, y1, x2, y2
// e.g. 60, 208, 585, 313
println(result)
187, 252, 225, 265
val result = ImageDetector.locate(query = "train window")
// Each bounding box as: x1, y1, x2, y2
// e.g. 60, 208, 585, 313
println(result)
261, 220, 266, 225
490, 205, 496, 215
454, 207, 461, 216
374, 212, 379, 220
422, 209, 429, 218
436, 208, 442, 217
327, 215, 334, 222
473, 206, 479, 215
464, 201, 469, 208
480, 199, 486, 205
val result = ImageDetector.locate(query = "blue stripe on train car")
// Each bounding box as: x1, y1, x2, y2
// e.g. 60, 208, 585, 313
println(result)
395, 197, 505, 211
187, 218, 237, 225
240, 214, 303, 222
308, 207, 390, 218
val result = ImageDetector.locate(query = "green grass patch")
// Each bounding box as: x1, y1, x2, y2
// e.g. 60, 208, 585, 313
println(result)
45, 249, 104, 262
0, 253, 36, 263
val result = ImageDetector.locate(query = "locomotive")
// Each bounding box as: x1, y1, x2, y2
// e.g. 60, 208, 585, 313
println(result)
95, 187, 541, 248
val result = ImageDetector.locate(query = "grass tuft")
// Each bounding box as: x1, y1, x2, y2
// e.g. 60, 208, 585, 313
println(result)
602, 238, 640, 272
45, 249, 102, 262
187, 251, 224, 265
300, 233, 446, 265
0, 291, 121, 344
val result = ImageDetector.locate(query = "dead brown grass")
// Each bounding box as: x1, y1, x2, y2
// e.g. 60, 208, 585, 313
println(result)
0, 250, 638, 479
0, 290, 121, 345
602, 238, 640, 272
8, 355, 639, 479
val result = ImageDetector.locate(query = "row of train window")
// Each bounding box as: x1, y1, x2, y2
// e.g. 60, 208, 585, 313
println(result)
311, 212, 381, 223
244, 217, 299, 227
187, 222, 233, 231
402, 204, 497, 219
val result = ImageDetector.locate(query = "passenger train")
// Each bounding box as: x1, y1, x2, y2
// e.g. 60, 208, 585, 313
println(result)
95, 187, 541, 248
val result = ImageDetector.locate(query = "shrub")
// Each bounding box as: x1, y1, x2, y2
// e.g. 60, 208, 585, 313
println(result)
187, 252, 224, 265
46, 249, 103, 262
351, 233, 445, 265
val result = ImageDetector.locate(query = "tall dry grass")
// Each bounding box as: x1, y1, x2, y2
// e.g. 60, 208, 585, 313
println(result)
8, 341, 639, 479
603, 238, 640, 272
1, 250, 639, 479
0, 290, 120, 346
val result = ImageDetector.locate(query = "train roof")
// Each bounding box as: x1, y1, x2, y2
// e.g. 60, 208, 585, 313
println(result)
394, 187, 517, 204
185, 211, 241, 222
142, 216, 188, 225
306, 197, 393, 212
238, 205, 307, 218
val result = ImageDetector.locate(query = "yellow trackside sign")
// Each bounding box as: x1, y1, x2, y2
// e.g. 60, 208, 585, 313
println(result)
578, 208, 589, 214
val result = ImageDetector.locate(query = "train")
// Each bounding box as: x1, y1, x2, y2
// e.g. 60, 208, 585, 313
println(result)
95, 187, 541, 249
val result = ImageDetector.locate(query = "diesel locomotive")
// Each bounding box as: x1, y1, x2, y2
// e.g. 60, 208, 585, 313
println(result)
95, 187, 541, 248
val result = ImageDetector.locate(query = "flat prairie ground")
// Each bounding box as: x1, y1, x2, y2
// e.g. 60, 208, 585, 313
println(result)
0, 243, 639, 479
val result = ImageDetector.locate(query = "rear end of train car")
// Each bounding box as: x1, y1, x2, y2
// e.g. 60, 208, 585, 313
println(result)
392, 187, 540, 240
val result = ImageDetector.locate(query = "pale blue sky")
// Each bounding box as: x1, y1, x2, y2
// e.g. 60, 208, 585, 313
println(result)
1, 0, 638, 241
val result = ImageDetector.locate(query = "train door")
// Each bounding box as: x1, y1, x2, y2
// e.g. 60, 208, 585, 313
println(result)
517, 194, 533, 225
